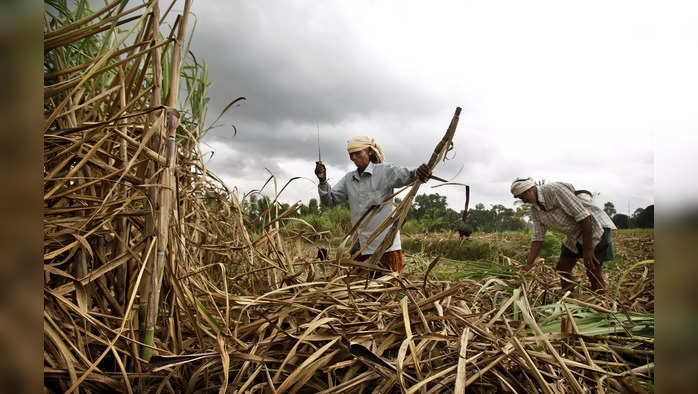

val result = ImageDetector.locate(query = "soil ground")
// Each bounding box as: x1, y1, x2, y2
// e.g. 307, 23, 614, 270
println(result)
404, 229, 654, 264
320, 229, 654, 313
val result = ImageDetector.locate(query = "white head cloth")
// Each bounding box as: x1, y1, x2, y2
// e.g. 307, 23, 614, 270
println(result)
510, 177, 536, 196
347, 136, 384, 163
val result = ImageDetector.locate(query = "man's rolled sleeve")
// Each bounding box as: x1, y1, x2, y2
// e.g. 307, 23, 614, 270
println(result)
384, 163, 418, 189
318, 177, 347, 207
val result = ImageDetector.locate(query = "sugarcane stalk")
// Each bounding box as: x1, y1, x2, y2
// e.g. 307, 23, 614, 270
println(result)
139, 0, 163, 362
142, 0, 192, 362
366, 107, 461, 268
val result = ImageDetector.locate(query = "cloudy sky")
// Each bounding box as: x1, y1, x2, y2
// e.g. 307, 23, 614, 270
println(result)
182, 0, 696, 215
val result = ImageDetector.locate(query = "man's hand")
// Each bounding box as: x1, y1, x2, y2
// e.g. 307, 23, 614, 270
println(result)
314, 161, 326, 182
520, 242, 543, 274
416, 164, 431, 183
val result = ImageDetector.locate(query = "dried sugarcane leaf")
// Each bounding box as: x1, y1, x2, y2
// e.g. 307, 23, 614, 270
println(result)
276, 337, 340, 393
454, 327, 470, 394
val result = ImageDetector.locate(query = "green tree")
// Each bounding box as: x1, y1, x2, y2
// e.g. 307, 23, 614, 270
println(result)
490, 204, 526, 232
603, 202, 617, 217
246, 194, 258, 217
444, 208, 462, 231
633, 205, 654, 228
513, 201, 531, 222
612, 213, 629, 229
464, 203, 526, 233
629, 207, 643, 228
308, 198, 319, 215
465, 203, 490, 232
406, 193, 464, 233
412, 193, 448, 221
422, 207, 445, 232
256, 195, 269, 215
278, 202, 295, 217
323, 203, 352, 233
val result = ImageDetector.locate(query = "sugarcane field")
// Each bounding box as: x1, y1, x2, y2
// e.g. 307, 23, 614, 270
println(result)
44, 1, 656, 393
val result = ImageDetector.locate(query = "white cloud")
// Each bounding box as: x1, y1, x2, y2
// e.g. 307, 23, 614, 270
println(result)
185, 0, 697, 214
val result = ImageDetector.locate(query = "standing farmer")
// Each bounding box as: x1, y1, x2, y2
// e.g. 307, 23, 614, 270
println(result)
314, 136, 430, 275
511, 177, 616, 293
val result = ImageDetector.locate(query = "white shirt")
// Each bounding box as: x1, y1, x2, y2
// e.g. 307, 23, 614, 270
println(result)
318, 161, 418, 255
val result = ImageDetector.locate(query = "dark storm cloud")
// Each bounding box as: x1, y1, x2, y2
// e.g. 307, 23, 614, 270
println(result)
182, 1, 660, 213
185, 0, 463, 190
189, 1, 445, 127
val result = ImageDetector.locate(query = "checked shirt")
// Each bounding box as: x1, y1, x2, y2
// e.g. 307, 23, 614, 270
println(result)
530, 182, 616, 254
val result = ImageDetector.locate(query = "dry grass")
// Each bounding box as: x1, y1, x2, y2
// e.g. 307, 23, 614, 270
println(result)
43, 1, 653, 392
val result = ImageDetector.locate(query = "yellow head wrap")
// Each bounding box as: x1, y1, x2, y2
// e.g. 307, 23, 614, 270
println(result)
347, 136, 384, 163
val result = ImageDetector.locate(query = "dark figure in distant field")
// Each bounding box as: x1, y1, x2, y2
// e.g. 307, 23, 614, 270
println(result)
458, 228, 472, 238
511, 177, 616, 293
314, 136, 430, 275
316, 248, 328, 261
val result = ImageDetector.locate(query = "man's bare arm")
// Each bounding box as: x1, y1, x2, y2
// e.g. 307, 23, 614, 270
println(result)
521, 241, 543, 271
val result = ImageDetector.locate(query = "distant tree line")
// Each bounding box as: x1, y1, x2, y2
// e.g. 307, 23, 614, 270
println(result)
604, 202, 654, 229
463, 203, 528, 233
240, 194, 352, 236
239, 193, 653, 236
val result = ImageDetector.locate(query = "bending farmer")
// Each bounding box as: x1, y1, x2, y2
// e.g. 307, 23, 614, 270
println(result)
314, 136, 430, 275
511, 177, 616, 293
